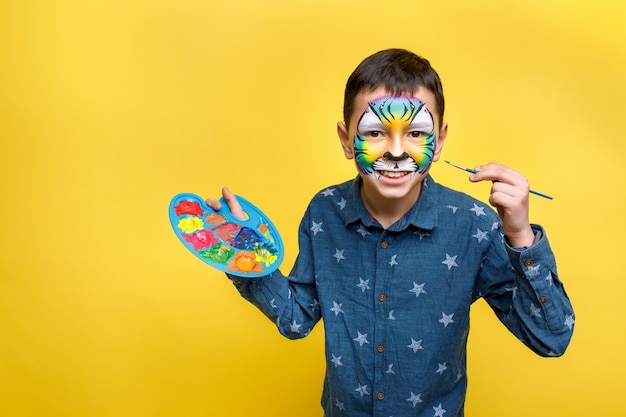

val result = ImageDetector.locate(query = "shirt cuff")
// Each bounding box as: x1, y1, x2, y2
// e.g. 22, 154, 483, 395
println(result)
506, 225, 543, 252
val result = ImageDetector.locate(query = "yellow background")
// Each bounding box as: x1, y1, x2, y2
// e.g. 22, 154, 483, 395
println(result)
1, 0, 624, 416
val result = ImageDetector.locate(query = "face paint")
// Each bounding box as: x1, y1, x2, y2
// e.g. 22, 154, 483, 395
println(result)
354, 96, 436, 178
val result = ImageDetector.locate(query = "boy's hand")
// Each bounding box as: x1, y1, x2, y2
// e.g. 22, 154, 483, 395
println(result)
205, 187, 247, 220
469, 163, 535, 248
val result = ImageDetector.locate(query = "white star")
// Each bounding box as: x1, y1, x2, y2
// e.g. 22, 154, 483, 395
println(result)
472, 228, 489, 243
330, 354, 343, 368
436, 362, 448, 375
321, 187, 335, 196
355, 382, 369, 397
388, 310, 396, 320
409, 282, 427, 298
505, 285, 518, 299
564, 314, 575, 330
337, 197, 346, 210
334, 248, 346, 262
455, 370, 463, 382
289, 320, 302, 333
447, 204, 458, 214
270, 298, 277, 309
439, 312, 455, 327
335, 400, 346, 411
545, 272, 554, 286
330, 301, 344, 316
406, 391, 423, 407
414, 229, 431, 239
310, 221, 324, 235
491, 221, 500, 231
357, 225, 370, 237
442, 253, 459, 270
353, 332, 369, 346
357, 277, 370, 292
386, 364, 395, 374
389, 254, 398, 267
529, 303, 542, 318
469, 203, 486, 217
407, 338, 424, 353
309, 299, 320, 311
526, 263, 541, 278
433, 403, 447, 417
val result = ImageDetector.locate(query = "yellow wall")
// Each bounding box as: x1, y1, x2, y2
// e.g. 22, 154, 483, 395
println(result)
1, 0, 624, 416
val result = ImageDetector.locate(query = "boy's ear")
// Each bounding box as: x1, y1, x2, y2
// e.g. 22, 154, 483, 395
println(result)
432, 122, 448, 162
337, 121, 354, 160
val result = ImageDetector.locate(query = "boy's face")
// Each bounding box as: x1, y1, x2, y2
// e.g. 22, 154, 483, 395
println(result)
337, 86, 447, 204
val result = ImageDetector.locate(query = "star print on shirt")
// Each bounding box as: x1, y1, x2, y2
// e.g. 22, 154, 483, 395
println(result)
469, 203, 486, 217
447, 205, 459, 214
309, 299, 320, 311
436, 362, 448, 375
355, 383, 369, 397
546, 272, 554, 286
526, 263, 541, 278
337, 197, 346, 210
529, 303, 542, 318
388, 310, 396, 320
442, 254, 459, 270
564, 314, 575, 330
357, 225, 370, 237
334, 248, 346, 262
386, 364, 395, 374
409, 282, 427, 298
389, 254, 398, 267
472, 228, 489, 243
505, 285, 518, 299
439, 312, 455, 327
331, 301, 345, 316
321, 187, 335, 196
353, 332, 369, 346
310, 221, 324, 235
330, 354, 343, 368
433, 403, 447, 417
356, 277, 370, 292
335, 400, 346, 411
406, 392, 423, 407
289, 320, 302, 333
407, 338, 424, 353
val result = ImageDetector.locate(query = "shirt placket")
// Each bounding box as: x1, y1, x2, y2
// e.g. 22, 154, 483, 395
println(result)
372, 230, 393, 415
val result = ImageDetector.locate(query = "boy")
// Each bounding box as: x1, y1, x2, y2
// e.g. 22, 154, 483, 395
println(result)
207, 48, 574, 417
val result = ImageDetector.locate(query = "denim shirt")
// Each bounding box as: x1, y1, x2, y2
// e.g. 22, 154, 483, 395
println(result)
229, 175, 574, 417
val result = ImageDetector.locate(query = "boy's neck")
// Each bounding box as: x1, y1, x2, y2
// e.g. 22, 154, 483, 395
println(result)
360, 182, 423, 229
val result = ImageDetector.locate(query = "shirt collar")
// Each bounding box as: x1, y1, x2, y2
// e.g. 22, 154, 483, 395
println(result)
342, 175, 440, 231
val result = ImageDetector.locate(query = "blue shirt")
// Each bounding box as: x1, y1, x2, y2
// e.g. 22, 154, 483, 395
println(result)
229, 175, 574, 417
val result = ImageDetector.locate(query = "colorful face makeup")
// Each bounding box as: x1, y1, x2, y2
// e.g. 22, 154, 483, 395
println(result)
354, 96, 436, 178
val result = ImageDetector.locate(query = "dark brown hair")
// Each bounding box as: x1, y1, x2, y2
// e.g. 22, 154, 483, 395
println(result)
343, 48, 445, 129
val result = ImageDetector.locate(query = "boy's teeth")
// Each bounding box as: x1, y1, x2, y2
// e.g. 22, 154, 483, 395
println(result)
381, 171, 406, 178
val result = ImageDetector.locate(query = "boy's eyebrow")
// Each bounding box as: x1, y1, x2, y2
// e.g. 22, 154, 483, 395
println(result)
357, 119, 387, 131
408, 120, 434, 132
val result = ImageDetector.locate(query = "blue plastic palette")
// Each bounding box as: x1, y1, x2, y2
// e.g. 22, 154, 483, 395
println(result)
168, 193, 284, 278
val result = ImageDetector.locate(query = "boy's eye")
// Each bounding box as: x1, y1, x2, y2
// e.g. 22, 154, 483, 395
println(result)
367, 131, 382, 138
409, 131, 424, 139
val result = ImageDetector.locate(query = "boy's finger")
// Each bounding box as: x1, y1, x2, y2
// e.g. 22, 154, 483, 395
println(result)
222, 187, 247, 220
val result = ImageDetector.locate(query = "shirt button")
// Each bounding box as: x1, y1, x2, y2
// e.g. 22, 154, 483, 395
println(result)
378, 293, 387, 302
381, 241, 389, 249
377, 345, 384, 353
377, 392, 385, 400
539, 296, 548, 303
524, 260, 534, 267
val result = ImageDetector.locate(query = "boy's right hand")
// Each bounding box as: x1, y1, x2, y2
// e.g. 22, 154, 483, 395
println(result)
205, 187, 247, 220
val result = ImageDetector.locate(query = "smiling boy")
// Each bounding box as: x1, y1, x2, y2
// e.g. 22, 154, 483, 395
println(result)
207, 48, 574, 417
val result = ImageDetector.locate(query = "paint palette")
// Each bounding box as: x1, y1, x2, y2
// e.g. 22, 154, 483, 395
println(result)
169, 193, 284, 278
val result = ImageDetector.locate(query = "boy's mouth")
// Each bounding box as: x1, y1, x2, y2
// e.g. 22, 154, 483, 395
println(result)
374, 170, 416, 180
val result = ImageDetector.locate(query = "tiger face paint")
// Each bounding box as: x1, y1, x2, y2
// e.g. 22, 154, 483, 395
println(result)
354, 96, 436, 180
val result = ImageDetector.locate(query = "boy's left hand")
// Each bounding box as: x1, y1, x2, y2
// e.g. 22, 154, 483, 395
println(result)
469, 162, 535, 248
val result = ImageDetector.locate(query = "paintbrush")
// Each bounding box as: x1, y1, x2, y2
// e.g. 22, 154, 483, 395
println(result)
444, 160, 553, 200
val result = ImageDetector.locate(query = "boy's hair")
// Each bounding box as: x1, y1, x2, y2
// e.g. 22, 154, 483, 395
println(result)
343, 48, 445, 129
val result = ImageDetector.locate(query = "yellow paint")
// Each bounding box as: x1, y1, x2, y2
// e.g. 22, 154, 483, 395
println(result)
1, 0, 625, 416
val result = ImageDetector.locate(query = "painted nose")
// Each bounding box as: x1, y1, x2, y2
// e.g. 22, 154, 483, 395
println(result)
383, 152, 410, 161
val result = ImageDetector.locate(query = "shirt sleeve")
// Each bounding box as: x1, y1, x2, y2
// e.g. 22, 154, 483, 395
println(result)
226, 207, 322, 340
476, 224, 575, 357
